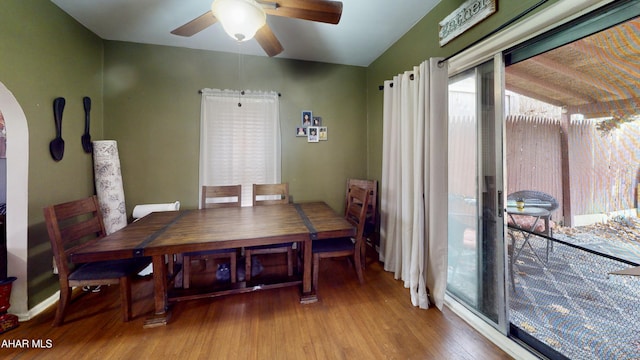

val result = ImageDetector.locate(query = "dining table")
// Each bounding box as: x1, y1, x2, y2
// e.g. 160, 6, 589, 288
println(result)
70, 202, 355, 328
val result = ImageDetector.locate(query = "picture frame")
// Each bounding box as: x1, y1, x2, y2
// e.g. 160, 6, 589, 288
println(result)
312, 116, 322, 126
319, 126, 328, 141
295, 127, 307, 137
307, 126, 319, 142
301, 110, 313, 127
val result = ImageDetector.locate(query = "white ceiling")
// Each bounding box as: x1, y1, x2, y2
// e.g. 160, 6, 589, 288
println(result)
50, 0, 441, 67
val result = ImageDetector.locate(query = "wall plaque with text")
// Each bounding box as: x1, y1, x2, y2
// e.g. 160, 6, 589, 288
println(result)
439, 0, 497, 46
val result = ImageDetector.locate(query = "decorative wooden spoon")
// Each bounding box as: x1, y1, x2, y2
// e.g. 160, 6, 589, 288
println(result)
49, 97, 65, 161
81, 96, 92, 153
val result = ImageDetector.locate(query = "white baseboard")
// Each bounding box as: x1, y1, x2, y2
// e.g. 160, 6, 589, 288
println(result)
444, 294, 539, 360
15, 290, 59, 322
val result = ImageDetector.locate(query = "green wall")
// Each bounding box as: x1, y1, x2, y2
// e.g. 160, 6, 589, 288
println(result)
103, 41, 367, 215
0, 0, 104, 307
365, 0, 559, 183
2, 0, 366, 309
1, 0, 562, 311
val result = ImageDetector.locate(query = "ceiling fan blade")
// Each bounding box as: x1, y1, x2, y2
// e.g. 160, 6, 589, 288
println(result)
254, 24, 284, 57
171, 11, 217, 37
260, 0, 343, 24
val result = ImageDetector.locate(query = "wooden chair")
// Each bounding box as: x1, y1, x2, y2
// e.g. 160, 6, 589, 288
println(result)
182, 185, 240, 288
313, 184, 369, 292
251, 183, 290, 206
244, 183, 294, 281
43, 195, 150, 326
345, 178, 378, 267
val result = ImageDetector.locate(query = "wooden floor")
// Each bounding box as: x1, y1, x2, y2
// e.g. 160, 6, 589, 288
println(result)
4, 249, 511, 359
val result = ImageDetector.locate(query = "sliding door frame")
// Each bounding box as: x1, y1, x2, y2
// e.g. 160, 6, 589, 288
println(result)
444, 0, 615, 342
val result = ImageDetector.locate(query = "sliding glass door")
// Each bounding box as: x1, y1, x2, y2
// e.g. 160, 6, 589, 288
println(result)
447, 56, 507, 331
444, 1, 640, 356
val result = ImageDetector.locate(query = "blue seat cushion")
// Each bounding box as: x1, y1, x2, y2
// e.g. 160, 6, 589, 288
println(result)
312, 237, 355, 253
185, 248, 236, 257
247, 242, 293, 250
69, 257, 151, 281
364, 222, 375, 235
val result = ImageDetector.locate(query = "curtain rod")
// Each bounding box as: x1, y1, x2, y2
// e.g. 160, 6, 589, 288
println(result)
198, 90, 281, 97
379, 0, 549, 91
378, 73, 414, 90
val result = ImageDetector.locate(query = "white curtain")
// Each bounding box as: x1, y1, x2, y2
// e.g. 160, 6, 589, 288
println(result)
380, 58, 448, 310
199, 89, 281, 207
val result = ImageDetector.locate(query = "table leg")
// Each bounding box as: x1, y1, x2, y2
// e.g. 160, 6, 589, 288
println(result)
143, 255, 171, 328
300, 237, 317, 304
544, 216, 552, 261
508, 230, 516, 290
512, 215, 547, 264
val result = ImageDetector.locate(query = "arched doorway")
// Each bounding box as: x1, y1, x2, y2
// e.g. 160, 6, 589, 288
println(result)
0, 81, 29, 317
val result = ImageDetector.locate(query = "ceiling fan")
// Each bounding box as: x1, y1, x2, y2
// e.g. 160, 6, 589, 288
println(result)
170, 0, 343, 57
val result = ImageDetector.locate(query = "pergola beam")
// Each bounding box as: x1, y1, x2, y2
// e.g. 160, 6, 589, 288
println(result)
530, 55, 627, 99
506, 67, 597, 104
506, 84, 565, 108
565, 97, 640, 119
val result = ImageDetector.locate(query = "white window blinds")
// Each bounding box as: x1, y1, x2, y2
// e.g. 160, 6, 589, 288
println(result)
199, 89, 281, 207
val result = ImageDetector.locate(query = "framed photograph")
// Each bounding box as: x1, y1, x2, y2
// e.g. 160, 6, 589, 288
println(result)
319, 126, 328, 141
295, 127, 307, 137
307, 126, 319, 142
301, 110, 313, 127
312, 116, 322, 126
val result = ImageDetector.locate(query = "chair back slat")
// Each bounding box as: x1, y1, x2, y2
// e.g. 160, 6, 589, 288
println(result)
345, 179, 378, 228
345, 185, 370, 242
44, 196, 107, 277
59, 216, 105, 245
253, 183, 289, 206
201, 185, 242, 208
52, 196, 101, 220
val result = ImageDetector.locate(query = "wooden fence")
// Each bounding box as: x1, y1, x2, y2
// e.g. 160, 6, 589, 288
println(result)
449, 114, 640, 225
505, 115, 564, 221
506, 115, 640, 224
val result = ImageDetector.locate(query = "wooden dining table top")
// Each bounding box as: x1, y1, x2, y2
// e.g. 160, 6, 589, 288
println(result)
71, 202, 354, 263
70, 201, 354, 326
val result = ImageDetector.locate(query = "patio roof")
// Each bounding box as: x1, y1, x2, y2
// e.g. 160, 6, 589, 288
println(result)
506, 17, 640, 119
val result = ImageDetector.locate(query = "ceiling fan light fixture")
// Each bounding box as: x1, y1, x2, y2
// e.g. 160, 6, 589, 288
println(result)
212, 0, 266, 42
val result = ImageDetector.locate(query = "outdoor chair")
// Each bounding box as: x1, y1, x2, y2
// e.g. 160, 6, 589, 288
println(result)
507, 190, 558, 236
506, 190, 559, 289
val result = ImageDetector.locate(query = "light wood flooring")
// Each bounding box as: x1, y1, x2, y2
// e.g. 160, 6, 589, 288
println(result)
4, 249, 512, 359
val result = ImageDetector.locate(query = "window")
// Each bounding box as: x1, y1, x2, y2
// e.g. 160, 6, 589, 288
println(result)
199, 89, 281, 207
